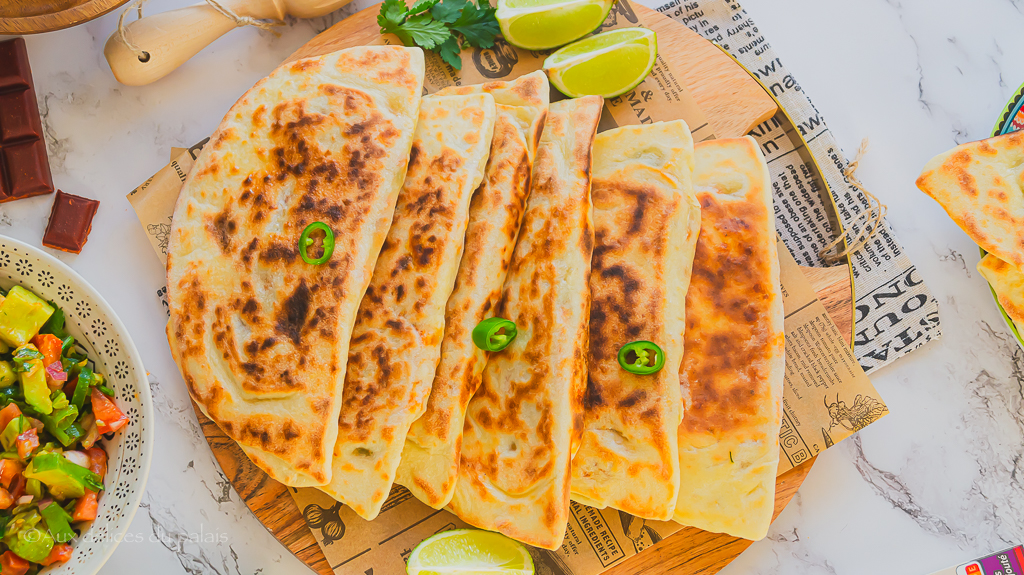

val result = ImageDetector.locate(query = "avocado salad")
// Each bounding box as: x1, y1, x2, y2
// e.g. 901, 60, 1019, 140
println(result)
0, 285, 128, 574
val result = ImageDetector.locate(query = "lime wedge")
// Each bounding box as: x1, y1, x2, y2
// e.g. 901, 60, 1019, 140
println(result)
544, 27, 658, 99
406, 529, 535, 575
498, 0, 613, 51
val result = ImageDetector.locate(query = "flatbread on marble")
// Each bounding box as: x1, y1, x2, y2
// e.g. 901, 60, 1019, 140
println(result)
978, 253, 1024, 334
165, 46, 424, 487
917, 131, 1024, 269
673, 137, 785, 541
318, 93, 496, 520
569, 120, 701, 521
396, 72, 549, 509
448, 95, 603, 550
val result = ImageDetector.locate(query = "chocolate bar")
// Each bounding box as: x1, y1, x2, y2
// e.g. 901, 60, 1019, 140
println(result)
0, 38, 53, 202
42, 190, 99, 254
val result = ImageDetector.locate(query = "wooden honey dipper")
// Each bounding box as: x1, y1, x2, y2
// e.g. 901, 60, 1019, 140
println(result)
104, 0, 353, 86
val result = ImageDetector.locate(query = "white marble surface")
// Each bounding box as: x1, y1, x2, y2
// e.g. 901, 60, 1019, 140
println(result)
4, 0, 1024, 573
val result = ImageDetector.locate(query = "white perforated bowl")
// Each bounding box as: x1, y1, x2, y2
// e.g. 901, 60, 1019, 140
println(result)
0, 235, 152, 574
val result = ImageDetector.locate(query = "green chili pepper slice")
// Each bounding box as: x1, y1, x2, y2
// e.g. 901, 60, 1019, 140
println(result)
618, 341, 665, 375
299, 222, 335, 265
472, 318, 517, 352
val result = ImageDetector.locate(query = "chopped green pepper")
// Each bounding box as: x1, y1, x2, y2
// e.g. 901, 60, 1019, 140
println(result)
39, 394, 79, 447
40, 502, 75, 544
471, 318, 517, 352
0, 287, 54, 347
0, 361, 16, 387
23, 453, 102, 500
70, 367, 96, 411
299, 222, 336, 265
617, 341, 665, 375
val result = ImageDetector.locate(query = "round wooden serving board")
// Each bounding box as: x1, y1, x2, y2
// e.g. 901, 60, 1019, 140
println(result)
193, 4, 852, 574
195, 265, 851, 575
0, 0, 130, 34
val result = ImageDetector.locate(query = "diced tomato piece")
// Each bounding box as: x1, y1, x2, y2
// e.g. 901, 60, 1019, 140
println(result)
85, 446, 107, 478
72, 491, 97, 522
0, 551, 29, 575
15, 428, 38, 460
62, 377, 78, 399
39, 543, 73, 566
0, 403, 21, 433
8, 473, 24, 501
0, 459, 23, 489
31, 334, 62, 368
90, 388, 128, 434
0, 487, 12, 510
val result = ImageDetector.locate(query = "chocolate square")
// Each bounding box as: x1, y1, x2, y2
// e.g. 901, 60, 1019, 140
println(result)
0, 39, 32, 94
43, 190, 100, 254
1, 139, 53, 201
0, 90, 42, 144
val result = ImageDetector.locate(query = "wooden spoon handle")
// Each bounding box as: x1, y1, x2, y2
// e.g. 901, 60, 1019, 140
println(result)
104, 3, 248, 86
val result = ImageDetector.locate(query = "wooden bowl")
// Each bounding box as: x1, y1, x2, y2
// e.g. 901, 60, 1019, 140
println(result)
0, 0, 130, 34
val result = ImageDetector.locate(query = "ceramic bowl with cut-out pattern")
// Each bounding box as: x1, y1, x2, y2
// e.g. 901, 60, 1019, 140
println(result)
0, 234, 153, 573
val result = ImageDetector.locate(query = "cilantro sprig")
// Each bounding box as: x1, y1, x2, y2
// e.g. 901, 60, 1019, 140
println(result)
378, 0, 501, 69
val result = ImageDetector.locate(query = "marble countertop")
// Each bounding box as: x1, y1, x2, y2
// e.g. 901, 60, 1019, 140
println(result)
5, 0, 1024, 573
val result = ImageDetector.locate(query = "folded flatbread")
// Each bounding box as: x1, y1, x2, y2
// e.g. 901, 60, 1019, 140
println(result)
570, 120, 701, 521
448, 95, 603, 550
319, 93, 497, 520
673, 137, 784, 541
917, 131, 1024, 269
165, 46, 425, 487
396, 72, 549, 509
977, 253, 1024, 334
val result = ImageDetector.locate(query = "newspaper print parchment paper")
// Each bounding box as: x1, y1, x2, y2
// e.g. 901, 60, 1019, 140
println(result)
655, 0, 941, 373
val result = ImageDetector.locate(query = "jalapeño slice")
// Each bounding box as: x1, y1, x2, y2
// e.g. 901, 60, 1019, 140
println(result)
472, 318, 517, 352
618, 340, 664, 375
299, 222, 335, 265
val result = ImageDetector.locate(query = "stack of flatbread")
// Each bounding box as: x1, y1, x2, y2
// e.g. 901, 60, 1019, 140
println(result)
918, 131, 1024, 334
166, 44, 787, 551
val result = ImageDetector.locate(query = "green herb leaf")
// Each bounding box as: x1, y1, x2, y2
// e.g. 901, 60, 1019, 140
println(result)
408, 0, 442, 14
399, 13, 451, 49
431, 0, 468, 24
450, 0, 499, 48
436, 37, 463, 69
378, 0, 409, 30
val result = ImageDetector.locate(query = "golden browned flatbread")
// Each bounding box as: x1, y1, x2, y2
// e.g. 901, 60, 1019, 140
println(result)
978, 253, 1024, 333
166, 46, 425, 487
396, 72, 549, 509
673, 137, 785, 541
917, 131, 1024, 269
570, 120, 701, 521
448, 95, 603, 550
319, 93, 497, 520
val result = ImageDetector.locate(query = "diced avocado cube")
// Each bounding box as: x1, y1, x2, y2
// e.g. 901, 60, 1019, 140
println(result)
6, 525, 53, 562
19, 360, 51, 415
0, 415, 28, 451
0, 287, 54, 347
0, 361, 15, 387
23, 453, 102, 500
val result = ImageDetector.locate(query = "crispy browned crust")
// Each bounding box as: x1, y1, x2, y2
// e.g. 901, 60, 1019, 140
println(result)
166, 47, 425, 487
448, 96, 602, 550
397, 72, 549, 509
978, 253, 1024, 324
570, 121, 700, 521
917, 131, 1024, 268
673, 137, 784, 541
318, 94, 497, 520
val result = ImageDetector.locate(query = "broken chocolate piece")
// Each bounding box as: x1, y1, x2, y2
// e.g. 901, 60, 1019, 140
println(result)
42, 190, 99, 254
0, 37, 53, 203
